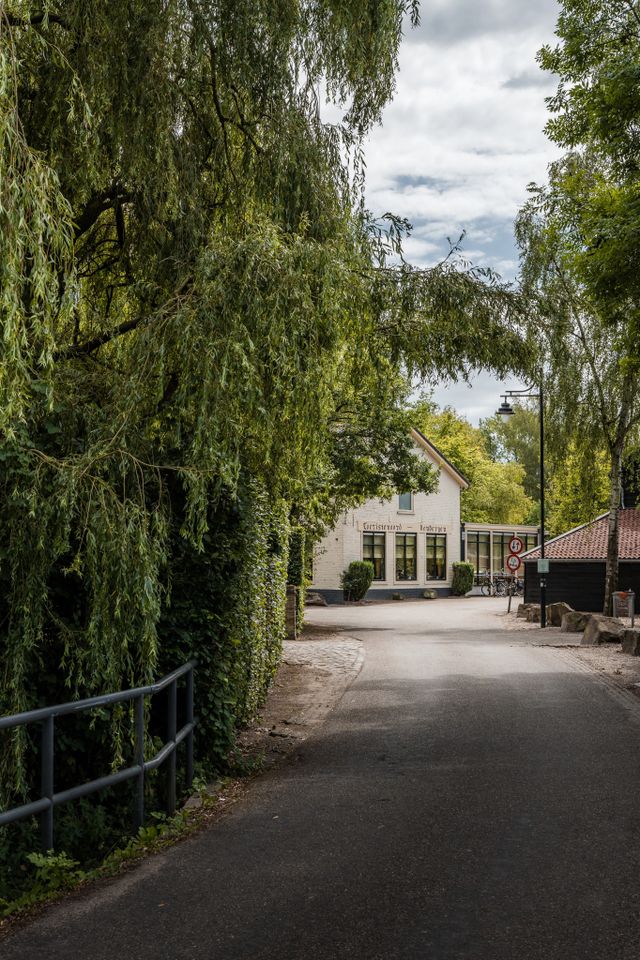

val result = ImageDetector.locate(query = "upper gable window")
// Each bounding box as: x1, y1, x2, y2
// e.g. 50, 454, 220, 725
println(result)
398, 492, 413, 512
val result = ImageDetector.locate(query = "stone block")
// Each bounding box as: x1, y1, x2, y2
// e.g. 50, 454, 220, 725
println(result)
581, 614, 625, 646
526, 604, 541, 623
305, 591, 327, 607
560, 611, 591, 633
622, 628, 640, 656
516, 603, 531, 620
546, 601, 573, 627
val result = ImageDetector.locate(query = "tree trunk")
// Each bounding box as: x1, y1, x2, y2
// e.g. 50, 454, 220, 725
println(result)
603, 445, 623, 615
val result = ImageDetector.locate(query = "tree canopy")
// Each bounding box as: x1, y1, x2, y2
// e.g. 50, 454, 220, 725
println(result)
516, 0, 640, 609
411, 399, 534, 525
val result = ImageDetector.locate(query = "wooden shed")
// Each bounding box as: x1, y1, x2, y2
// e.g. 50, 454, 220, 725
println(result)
523, 509, 640, 612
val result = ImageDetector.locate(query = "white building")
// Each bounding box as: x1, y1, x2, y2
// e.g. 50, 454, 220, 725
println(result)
311, 429, 468, 602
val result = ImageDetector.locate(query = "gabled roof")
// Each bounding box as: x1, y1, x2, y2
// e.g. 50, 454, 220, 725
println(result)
522, 508, 640, 561
410, 428, 469, 490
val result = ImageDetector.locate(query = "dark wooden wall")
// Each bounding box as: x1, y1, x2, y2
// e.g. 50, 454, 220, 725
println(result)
524, 561, 640, 612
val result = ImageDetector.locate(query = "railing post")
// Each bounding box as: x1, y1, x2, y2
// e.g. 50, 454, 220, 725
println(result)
166, 679, 177, 817
186, 667, 194, 789
41, 715, 54, 852
134, 694, 145, 832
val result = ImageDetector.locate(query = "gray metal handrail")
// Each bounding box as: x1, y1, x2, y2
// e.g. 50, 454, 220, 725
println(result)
0, 660, 197, 851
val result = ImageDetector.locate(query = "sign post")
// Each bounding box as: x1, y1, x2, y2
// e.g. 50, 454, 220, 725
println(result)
506, 539, 524, 613
506, 551, 522, 612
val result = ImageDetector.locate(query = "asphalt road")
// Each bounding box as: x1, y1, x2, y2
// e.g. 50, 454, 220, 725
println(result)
5, 598, 640, 959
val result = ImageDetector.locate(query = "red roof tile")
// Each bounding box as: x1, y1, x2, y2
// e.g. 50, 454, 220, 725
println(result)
524, 509, 640, 561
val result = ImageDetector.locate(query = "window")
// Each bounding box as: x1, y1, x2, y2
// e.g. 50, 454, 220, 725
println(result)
525, 534, 538, 551
492, 533, 511, 575
398, 492, 413, 512
466, 531, 490, 575
426, 534, 447, 580
395, 533, 417, 581
363, 532, 386, 581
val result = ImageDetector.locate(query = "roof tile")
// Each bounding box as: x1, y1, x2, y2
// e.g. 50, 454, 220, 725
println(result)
524, 509, 640, 561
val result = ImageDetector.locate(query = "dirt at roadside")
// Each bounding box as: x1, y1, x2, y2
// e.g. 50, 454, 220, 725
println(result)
234, 626, 363, 769
564, 644, 640, 698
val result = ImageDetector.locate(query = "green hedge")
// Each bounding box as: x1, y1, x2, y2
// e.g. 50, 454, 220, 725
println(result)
158, 482, 289, 766
452, 561, 474, 596
0, 481, 290, 902
341, 560, 374, 601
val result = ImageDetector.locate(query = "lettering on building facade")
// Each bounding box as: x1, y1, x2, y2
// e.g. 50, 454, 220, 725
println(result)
357, 521, 450, 534
359, 522, 404, 532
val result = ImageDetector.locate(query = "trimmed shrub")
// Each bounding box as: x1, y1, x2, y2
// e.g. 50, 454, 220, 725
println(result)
341, 560, 374, 602
452, 561, 474, 596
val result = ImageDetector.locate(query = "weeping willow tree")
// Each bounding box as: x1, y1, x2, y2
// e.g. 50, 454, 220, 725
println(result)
0, 1, 531, 808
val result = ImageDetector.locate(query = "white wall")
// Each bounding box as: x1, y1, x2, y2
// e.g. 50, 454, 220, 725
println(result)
311, 445, 463, 592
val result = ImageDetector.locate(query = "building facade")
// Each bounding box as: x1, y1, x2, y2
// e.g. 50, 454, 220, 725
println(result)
311, 430, 467, 602
462, 522, 539, 580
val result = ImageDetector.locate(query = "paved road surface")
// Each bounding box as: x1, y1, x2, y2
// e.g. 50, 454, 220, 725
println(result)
5, 598, 640, 959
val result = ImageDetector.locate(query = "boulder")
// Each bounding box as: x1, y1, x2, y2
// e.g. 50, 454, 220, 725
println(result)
423, 589, 438, 600
560, 611, 591, 633
516, 603, 532, 620
526, 605, 541, 623
305, 591, 327, 607
546, 601, 573, 627
581, 614, 625, 646
622, 628, 640, 656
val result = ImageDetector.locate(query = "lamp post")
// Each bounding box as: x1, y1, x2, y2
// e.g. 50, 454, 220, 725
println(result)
496, 382, 546, 628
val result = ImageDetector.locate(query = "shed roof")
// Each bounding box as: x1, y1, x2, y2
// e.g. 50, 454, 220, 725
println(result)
523, 509, 640, 561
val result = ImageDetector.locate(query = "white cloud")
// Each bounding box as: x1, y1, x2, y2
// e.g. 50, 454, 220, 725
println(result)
364, 0, 561, 420
364, 3, 560, 275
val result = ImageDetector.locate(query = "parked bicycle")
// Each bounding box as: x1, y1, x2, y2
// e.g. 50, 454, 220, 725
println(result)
477, 572, 524, 597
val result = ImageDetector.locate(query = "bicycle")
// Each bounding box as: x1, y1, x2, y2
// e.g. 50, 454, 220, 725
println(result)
494, 576, 508, 597
500, 575, 524, 598
477, 572, 496, 597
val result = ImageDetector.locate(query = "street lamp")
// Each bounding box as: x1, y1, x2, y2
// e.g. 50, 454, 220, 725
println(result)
495, 382, 547, 628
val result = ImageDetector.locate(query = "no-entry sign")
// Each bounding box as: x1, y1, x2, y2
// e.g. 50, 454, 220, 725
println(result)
506, 553, 522, 572
509, 536, 524, 555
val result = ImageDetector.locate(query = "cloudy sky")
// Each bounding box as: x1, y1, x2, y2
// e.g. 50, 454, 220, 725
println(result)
364, 0, 561, 423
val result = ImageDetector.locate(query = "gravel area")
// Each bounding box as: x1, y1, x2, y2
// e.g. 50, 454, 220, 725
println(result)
500, 608, 640, 697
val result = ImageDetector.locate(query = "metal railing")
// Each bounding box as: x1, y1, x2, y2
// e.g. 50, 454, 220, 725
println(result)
0, 660, 197, 851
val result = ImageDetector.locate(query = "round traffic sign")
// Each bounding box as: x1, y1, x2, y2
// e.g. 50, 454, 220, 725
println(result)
506, 553, 522, 572
509, 536, 524, 555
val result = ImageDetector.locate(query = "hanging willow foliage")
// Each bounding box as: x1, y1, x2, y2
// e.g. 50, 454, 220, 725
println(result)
0, 1, 532, 799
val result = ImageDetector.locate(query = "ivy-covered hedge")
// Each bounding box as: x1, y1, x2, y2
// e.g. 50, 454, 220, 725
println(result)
158, 482, 289, 768
0, 480, 289, 901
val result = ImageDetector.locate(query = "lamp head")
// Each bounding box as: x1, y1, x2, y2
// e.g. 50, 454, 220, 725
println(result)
496, 398, 515, 422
